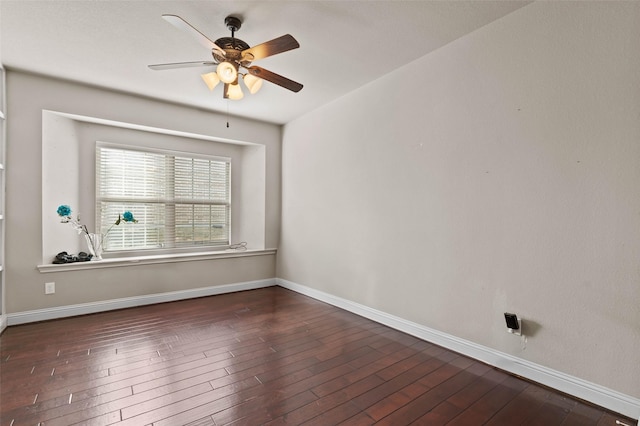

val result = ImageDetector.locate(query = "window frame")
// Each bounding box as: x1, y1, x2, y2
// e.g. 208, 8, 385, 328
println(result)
95, 142, 232, 257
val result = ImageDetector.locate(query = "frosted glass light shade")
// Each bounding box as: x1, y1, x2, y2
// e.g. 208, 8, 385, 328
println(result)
243, 73, 263, 94
216, 62, 237, 84
201, 72, 220, 91
227, 83, 244, 100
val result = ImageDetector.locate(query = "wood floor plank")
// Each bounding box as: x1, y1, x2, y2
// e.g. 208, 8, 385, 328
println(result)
372, 362, 489, 424
0, 287, 634, 426
484, 383, 552, 425
412, 400, 464, 424
446, 375, 531, 425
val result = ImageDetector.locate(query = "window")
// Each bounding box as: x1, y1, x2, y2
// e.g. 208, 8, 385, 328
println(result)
96, 144, 230, 253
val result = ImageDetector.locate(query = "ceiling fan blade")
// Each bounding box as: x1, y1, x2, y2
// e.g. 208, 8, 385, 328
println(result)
148, 61, 216, 71
246, 66, 303, 93
242, 34, 299, 61
162, 14, 226, 57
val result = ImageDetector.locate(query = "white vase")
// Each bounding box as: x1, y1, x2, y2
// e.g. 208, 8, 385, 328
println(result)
84, 233, 104, 260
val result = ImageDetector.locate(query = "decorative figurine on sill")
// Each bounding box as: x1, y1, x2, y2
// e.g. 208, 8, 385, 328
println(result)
52, 251, 93, 264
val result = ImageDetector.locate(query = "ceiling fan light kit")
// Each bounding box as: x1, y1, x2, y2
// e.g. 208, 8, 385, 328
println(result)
201, 72, 220, 91
226, 82, 244, 100
243, 73, 263, 94
216, 61, 238, 84
149, 14, 303, 101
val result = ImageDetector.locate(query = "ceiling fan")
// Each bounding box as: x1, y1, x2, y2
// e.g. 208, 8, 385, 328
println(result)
149, 14, 303, 100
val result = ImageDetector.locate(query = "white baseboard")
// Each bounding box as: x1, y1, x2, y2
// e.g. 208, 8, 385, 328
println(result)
0, 314, 7, 334
7, 278, 276, 326
277, 278, 640, 423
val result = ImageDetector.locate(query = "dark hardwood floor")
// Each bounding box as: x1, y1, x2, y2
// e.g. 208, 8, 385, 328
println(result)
0, 287, 634, 425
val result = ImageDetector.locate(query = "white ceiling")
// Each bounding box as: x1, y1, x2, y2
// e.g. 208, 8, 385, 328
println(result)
0, 1, 531, 125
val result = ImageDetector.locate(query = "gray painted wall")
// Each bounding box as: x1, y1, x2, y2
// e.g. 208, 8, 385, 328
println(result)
5, 71, 280, 314
279, 2, 640, 400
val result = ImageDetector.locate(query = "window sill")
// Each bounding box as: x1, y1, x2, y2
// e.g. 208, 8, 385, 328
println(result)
37, 248, 277, 273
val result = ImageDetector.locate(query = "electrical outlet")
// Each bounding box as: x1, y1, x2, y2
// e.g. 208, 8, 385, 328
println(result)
508, 318, 522, 336
45, 282, 55, 295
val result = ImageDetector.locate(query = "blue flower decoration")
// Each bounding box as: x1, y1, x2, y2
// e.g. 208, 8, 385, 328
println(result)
57, 205, 72, 217
122, 211, 136, 222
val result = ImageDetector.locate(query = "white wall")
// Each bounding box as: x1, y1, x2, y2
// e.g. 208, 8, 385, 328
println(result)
6, 71, 281, 314
279, 1, 640, 401
0, 6, 5, 330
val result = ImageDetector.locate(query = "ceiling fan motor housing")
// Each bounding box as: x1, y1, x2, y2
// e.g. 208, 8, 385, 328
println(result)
212, 38, 249, 63
213, 16, 250, 64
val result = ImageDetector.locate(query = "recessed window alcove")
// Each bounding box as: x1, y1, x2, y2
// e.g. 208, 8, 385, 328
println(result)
41, 110, 267, 265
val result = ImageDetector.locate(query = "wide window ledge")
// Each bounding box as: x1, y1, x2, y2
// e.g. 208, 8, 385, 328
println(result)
37, 248, 277, 273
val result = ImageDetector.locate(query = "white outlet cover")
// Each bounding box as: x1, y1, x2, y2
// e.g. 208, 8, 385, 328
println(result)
507, 318, 522, 336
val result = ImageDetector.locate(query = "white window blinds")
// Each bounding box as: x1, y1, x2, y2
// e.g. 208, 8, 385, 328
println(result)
96, 145, 230, 252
